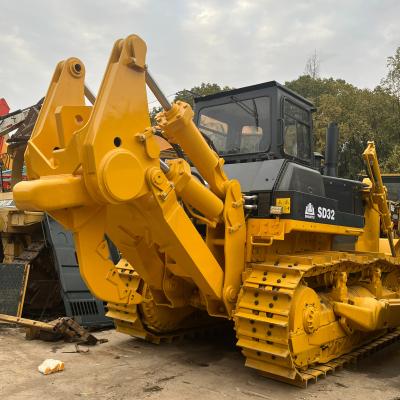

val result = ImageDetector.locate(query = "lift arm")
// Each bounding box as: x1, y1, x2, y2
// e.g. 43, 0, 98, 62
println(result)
13, 35, 245, 315
363, 141, 396, 256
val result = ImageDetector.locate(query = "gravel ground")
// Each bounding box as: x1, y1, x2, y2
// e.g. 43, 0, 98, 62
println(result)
1, 324, 400, 400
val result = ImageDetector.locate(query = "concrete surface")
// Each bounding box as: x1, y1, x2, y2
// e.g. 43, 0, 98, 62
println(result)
1, 324, 400, 400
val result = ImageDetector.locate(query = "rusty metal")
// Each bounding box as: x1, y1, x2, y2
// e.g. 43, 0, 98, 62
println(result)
0, 313, 106, 345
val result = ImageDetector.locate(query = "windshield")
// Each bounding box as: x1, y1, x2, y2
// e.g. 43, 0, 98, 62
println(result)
384, 181, 400, 201
197, 96, 270, 155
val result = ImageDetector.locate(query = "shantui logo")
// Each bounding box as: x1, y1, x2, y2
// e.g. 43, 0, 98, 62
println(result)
305, 203, 315, 219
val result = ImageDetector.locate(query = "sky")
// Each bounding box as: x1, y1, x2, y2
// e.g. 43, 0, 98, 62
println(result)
0, 0, 399, 110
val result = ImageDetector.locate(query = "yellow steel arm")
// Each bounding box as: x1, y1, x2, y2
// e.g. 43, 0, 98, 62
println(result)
146, 72, 245, 312
145, 71, 229, 199
156, 102, 229, 199
362, 141, 396, 256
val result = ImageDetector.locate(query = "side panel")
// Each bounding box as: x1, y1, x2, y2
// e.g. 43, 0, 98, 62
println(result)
224, 159, 285, 193
225, 159, 365, 229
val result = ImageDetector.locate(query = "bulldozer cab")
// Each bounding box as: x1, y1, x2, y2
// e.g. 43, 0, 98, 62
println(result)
194, 81, 315, 165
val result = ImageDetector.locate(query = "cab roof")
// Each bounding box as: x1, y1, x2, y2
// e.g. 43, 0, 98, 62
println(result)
194, 81, 315, 109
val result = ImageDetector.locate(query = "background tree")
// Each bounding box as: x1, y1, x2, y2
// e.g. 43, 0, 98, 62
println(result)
304, 50, 320, 79
149, 47, 400, 180
383, 144, 400, 173
381, 47, 400, 101
379, 47, 400, 171
286, 46, 400, 178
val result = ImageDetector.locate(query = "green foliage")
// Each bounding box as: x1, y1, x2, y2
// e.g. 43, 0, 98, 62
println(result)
381, 47, 400, 101
149, 105, 163, 125
383, 144, 400, 173
286, 50, 400, 179
149, 48, 400, 180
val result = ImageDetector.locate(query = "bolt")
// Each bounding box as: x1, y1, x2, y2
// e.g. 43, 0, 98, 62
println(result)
225, 286, 238, 303
152, 172, 164, 185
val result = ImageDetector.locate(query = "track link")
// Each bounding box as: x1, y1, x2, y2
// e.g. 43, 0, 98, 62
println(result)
292, 327, 400, 387
106, 267, 224, 344
234, 251, 400, 386
235, 259, 303, 383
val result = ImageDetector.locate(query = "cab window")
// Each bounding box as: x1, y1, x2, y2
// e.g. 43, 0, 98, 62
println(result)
283, 99, 311, 161
198, 96, 270, 155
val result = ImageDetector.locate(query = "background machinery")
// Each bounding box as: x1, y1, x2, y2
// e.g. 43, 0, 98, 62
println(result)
377, 174, 400, 238
0, 98, 110, 328
13, 34, 400, 386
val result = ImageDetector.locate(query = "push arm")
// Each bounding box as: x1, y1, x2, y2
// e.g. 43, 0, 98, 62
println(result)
363, 141, 396, 256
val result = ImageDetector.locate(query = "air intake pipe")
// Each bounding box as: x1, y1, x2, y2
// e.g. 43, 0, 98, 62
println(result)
324, 122, 339, 177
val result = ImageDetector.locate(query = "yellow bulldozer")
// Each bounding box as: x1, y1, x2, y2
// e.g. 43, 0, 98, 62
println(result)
12, 34, 400, 386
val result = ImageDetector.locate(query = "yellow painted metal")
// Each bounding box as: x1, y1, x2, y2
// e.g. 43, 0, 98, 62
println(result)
363, 141, 396, 255
379, 237, 400, 255
166, 158, 224, 224
106, 260, 199, 342
235, 251, 400, 385
15, 175, 93, 211
156, 102, 229, 199
0, 313, 56, 331
247, 218, 363, 240
0, 192, 43, 232
221, 179, 246, 312
11, 32, 400, 386
13, 34, 234, 309
333, 295, 400, 331
276, 197, 291, 214
356, 183, 381, 253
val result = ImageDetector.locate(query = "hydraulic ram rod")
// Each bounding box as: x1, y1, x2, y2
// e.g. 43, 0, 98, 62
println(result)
145, 69, 229, 198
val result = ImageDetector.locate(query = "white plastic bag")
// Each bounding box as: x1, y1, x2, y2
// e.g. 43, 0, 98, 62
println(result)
38, 359, 65, 375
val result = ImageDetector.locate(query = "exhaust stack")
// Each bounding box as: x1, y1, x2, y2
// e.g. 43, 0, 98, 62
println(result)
324, 122, 339, 177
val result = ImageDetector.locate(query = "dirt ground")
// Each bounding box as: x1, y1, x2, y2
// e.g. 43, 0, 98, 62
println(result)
1, 325, 400, 400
